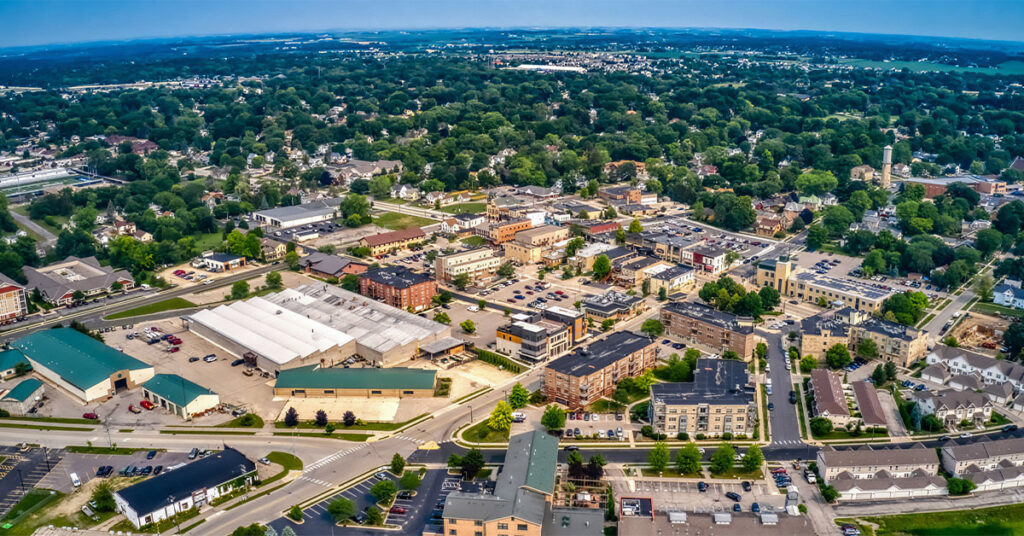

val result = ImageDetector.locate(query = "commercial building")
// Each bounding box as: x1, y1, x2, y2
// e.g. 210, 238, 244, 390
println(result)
359, 227, 426, 256
649, 358, 755, 438
679, 244, 729, 275
571, 219, 621, 237
184, 297, 357, 373
114, 447, 256, 528
0, 378, 43, 416
540, 305, 587, 344
660, 302, 755, 358
253, 198, 340, 228
263, 286, 453, 367
543, 331, 657, 409
496, 314, 572, 363
435, 247, 502, 284
274, 365, 437, 398
816, 443, 940, 481
612, 256, 670, 288
756, 260, 892, 313
141, 374, 219, 419
0, 349, 29, 379
904, 175, 1007, 198
477, 218, 533, 244
568, 243, 632, 272
10, 328, 155, 403
0, 273, 26, 322
442, 430, 602, 536
298, 252, 367, 279
808, 369, 852, 427
502, 225, 570, 264
359, 266, 436, 312
646, 264, 695, 295
581, 291, 646, 322
912, 389, 992, 428
25, 256, 135, 305
201, 252, 246, 272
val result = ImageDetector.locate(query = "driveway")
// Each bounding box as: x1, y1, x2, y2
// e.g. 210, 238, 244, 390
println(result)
878, 390, 909, 439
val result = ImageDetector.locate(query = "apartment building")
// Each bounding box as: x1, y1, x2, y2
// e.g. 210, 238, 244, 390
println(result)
581, 291, 646, 322
358, 227, 426, 256
502, 225, 570, 265
941, 437, 1024, 477
913, 389, 993, 428
925, 345, 1024, 393
540, 305, 587, 344
358, 266, 437, 312
799, 308, 929, 367
659, 301, 755, 358
649, 358, 755, 438
496, 316, 571, 363
435, 247, 502, 284
0, 274, 27, 323
543, 331, 657, 409
816, 444, 940, 481
757, 260, 892, 313
809, 369, 852, 427
442, 430, 602, 536
477, 218, 532, 244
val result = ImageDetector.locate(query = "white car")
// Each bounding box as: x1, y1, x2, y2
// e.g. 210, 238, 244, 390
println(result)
467, 305, 479, 312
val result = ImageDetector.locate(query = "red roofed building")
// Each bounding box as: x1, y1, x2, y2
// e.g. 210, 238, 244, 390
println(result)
358, 227, 426, 256
0, 274, 26, 323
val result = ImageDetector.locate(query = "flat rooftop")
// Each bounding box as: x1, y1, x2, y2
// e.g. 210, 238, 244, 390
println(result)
662, 301, 753, 333
546, 331, 652, 377
793, 271, 892, 300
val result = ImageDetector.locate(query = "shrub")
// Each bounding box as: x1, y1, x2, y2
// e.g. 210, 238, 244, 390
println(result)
288, 505, 303, 521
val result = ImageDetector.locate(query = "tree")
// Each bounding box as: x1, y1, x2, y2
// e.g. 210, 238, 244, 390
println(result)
232, 525, 265, 536
370, 480, 398, 504
231, 280, 250, 300
628, 219, 643, 233
675, 443, 702, 475
400, 471, 421, 490
884, 361, 898, 381
871, 365, 887, 385
741, 445, 764, 472
265, 271, 283, 289
820, 484, 840, 503
327, 497, 355, 522
390, 453, 406, 475
340, 274, 359, 292
856, 338, 878, 359
460, 449, 485, 479
974, 228, 1003, 257
947, 477, 977, 496
658, 287, 668, 301
825, 344, 852, 369
756, 342, 768, 360
796, 169, 838, 196
488, 401, 513, 432
508, 383, 529, 409
810, 417, 834, 437
541, 404, 566, 431
807, 225, 828, 250
592, 254, 611, 280
648, 441, 670, 473
601, 319, 615, 331
641, 319, 665, 338
974, 274, 995, 302
433, 312, 450, 324
343, 411, 356, 426
366, 506, 384, 526
758, 286, 780, 310
284, 407, 299, 427
285, 251, 300, 270
72, 290, 85, 302
709, 443, 735, 475
477, 299, 487, 310
460, 319, 476, 334
287, 505, 303, 521
497, 262, 515, 278
315, 409, 328, 427
452, 273, 471, 290
91, 481, 116, 512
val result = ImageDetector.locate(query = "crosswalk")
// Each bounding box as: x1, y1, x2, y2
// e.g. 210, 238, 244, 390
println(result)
393, 435, 423, 444
772, 439, 805, 446
305, 444, 367, 473
298, 476, 334, 487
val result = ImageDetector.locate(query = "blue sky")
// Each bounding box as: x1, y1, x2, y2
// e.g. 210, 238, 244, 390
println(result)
1, 0, 1021, 48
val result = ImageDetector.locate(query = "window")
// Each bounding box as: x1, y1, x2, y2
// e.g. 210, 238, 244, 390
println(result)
498, 523, 509, 530
449, 530, 456, 535
404, 390, 415, 395
518, 524, 529, 531
475, 521, 483, 526
371, 390, 382, 395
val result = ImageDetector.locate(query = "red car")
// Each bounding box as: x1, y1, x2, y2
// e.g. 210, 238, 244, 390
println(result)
389, 506, 406, 514
169, 339, 182, 346
128, 405, 142, 414
167, 346, 180, 353
140, 400, 155, 410
82, 412, 99, 420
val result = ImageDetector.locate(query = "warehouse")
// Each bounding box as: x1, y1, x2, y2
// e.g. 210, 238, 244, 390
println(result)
10, 328, 154, 403
141, 374, 220, 419
273, 365, 437, 398
184, 297, 357, 373
253, 198, 341, 228
262, 285, 453, 367
0, 378, 44, 416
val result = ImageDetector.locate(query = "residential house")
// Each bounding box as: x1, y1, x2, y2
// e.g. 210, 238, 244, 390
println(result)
913, 389, 993, 429
298, 252, 368, 279
260, 238, 287, 262
925, 345, 1024, 393
994, 284, 1024, 309
809, 369, 852, 427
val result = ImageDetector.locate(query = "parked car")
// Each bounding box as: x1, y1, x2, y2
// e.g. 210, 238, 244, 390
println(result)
564, 445, 579, 452
390, 506, 406, 514
82, 412, 99, 420
733, 504, 741, 512
153, 465, 163, 475
1003, 425, 1018, 433
188, 356, 200, 363
231, 359, 245, 367
697, 481, 708, 492
140, 400, 155, 410
128, 405, 142, 414
203, 355, 217, 363
751, 502, 760, 513
146, 450, 157, 459
741, 481, 751, 492
188, 448, 199, 459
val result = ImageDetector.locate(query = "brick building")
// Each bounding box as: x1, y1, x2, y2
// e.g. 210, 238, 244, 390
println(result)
542, 331, 656, 409
660, 301, 755, 358
359, 266, 437, 312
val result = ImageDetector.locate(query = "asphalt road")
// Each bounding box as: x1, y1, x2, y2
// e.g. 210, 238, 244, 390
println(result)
759, 328, 806, 449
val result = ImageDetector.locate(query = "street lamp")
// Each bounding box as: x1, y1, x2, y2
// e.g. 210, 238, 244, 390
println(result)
167, 495, 182, 534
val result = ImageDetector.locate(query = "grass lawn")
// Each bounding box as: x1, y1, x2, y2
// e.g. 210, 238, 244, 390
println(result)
2, 416, 98, 425
989, 412, 1012, 426
864, 502, 1024, 535
216, 414, 265, 428
640, 467, 703, 478
709, 468, 762, 480
813, 429, 889, 440
0, 423, 92, 432
12, 205, 67, 236
0, 488, 67, 534
972, 301, 1024, 319
462, 420, 509, 444
192, 232, 225, 251
270, 431, 370, 441
66, 446, 158, 455
439, 202, 486, 214
586, 399, 626, 414
373, 212, 435, 230
106, 297, 197, 320
794, 383, 808, 438
460, 235, 487, 247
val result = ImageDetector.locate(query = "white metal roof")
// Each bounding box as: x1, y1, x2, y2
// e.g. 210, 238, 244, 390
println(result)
187, 297, 353, 365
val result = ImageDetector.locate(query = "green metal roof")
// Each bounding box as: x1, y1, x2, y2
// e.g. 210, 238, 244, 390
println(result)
0, 349, 29, 372
143, 374, 216, 407
520, 430, 557, 495
275, 365, 436, 391
11, 328, 151, 390
3, 378, 42, 402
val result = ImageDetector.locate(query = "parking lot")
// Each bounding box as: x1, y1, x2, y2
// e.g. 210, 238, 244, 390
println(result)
626, 478, 785, 514
0, 447, 63, 516
794, 250, 946, 304
36, 450, 191, 493
564, 411, 630, 441
270, 469, 448, 535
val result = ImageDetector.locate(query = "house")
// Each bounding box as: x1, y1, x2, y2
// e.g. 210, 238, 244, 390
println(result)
390, 183, 421, 201
850, 165, 875, 182
114, 447, 256, 528
440, 218, 461, 234
260, 238, 287, 262
941, 437, 1024, 477
852, 381, 887, 428
0, 274, 27, 322
994, 284, 1024, 309
817, 444, 946, 501
298, 252, 368, 279
983, 382, 1015, 405
925, 345, 1024, 393
913, 389, 993, 428
24, 256, 135, 306
809, 369, 852, 427
755, 216, 783, 237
